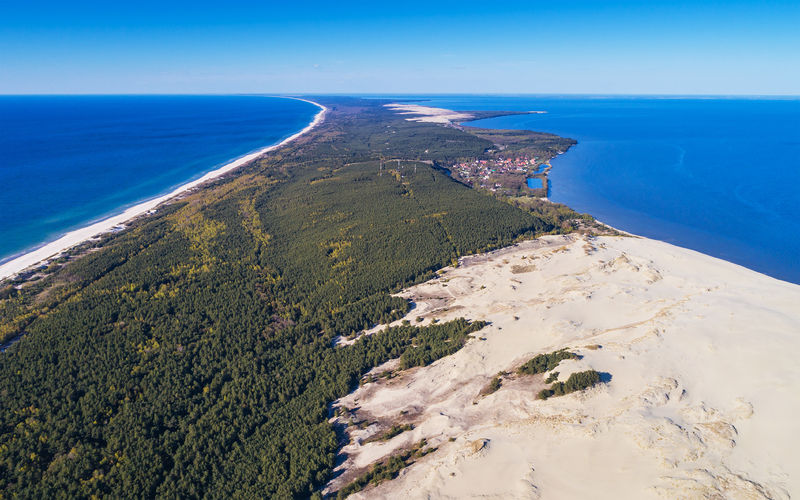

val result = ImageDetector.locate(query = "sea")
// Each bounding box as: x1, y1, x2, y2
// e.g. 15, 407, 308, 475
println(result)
0, 95, 319, 265
408, 96, 800, 284
2, 95, 799, 285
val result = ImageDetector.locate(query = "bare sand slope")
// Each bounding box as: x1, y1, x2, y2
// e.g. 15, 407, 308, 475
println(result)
327, 235, 800, 499
384, 103, 475, 123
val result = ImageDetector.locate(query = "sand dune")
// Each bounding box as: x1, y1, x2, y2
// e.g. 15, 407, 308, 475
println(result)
327, 234, 800, 499
384, 103, 475, 124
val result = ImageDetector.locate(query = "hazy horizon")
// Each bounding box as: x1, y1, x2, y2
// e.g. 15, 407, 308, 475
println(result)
2, 0, 798, 95
2, 93, 799, 98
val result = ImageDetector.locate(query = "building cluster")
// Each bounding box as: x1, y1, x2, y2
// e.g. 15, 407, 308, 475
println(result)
450, 156, 538, 191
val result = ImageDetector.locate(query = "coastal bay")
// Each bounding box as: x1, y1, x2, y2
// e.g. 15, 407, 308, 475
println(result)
416, 96, 800, 284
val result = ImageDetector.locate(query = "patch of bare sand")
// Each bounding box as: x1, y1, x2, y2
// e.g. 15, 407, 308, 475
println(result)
325, 235, 800, 499
384, 103, 475, 124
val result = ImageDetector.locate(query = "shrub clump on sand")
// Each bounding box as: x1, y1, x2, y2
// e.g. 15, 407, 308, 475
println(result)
537, 370, 601, 400
336, 440, 436, 499
517, 349, 578, 375
379, 423, 413, 441
480, 375, 503, 396
399, 320, 487, 369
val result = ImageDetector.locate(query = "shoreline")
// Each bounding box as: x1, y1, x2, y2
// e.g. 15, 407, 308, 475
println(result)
3, 95, 797, 498
0, 97, 326, 282
385, 101, 799, 285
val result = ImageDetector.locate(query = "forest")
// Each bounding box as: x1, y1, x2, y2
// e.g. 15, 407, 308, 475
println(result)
0, 97, 592, 498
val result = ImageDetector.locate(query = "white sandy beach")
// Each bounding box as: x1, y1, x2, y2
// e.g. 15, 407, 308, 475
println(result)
384, 103, 475, 124
0, 98, 326, 282
327, 234, 800, 499
384, 102, 545, 125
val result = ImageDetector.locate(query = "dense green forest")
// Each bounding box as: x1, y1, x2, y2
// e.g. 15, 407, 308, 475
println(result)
0, 97, 588, 498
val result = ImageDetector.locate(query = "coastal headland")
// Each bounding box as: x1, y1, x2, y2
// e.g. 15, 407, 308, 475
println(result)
0, 97, 797, 499
386, 103, 572, 199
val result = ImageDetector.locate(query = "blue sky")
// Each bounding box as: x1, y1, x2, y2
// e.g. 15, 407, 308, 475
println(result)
1, 0, 798, 94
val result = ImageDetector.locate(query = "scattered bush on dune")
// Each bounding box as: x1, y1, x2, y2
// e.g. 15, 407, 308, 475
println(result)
538, 370, 601, 400
336, 439, 436, 499
480, 375, 503, 396
380, 424, 413, 441
517, 349, 578, 375
399, 320, 487, 369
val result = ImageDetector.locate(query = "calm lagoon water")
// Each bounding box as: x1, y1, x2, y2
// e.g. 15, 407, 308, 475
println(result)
410, 96, 800, 284
0, 95, 318, 263
526, 178, 543, 189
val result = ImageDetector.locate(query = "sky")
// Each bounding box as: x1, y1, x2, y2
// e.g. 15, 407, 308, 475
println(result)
1, 0, 799, 95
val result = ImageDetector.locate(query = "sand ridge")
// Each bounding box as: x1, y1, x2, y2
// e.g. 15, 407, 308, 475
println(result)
326, 234, 800, 499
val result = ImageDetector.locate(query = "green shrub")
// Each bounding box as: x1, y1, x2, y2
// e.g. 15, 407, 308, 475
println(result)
544, 371, 559, 384
518, 349, 577, 375
336, 440, 434, 499
538, 370, 601, 399
481, 375, 502, 396
380, 424, 413, 441
399, 320, 486, 369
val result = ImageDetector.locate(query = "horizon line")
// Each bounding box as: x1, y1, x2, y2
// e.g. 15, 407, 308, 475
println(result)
1, 92, 799, 98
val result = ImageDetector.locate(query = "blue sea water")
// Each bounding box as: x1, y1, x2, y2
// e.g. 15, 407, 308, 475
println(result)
412, 96, 800, 284
0, 95, 319, 264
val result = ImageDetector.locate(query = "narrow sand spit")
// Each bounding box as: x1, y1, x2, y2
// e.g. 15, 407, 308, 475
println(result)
326, 234, 800, 499
384, 103, 475, 124
0, 98, 326, 282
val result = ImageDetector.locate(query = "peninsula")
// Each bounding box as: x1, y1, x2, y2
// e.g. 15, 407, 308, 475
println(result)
0, 97, 797, 499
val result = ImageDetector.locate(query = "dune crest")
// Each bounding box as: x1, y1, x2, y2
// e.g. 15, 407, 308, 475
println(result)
326, 235, 800, 499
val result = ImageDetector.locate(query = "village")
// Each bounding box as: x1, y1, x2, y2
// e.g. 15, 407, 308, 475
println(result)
448, 154, 548, 196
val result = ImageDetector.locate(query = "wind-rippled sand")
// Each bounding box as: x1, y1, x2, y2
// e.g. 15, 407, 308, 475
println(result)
326, 234, 800, 499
